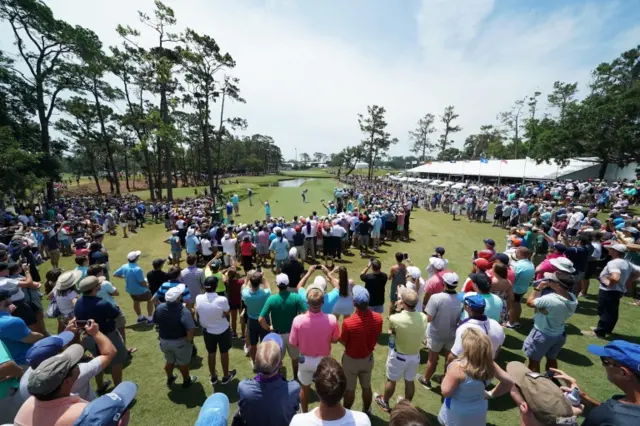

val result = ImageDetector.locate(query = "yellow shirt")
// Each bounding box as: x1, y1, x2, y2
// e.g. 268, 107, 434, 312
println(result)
204, 269, 225, 293
390, 310, 428, 355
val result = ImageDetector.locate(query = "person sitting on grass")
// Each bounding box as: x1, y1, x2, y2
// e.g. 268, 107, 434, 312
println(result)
153, 284, 197, 388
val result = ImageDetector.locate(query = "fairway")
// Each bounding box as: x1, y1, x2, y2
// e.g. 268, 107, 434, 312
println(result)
39, 178, 640, 426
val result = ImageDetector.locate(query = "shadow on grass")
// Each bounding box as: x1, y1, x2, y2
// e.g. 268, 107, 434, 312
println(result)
605, 332, 640, 344
557, 347, 594, 367
378, 333, 390, 346
212, 378, 241, 403
496, 348, 526, 364
167, 381, 208, 408
488, 392, 517, 412
502, 334, 523, 350
125, 320, 156, 332
565, 323, 583, 336
575, 301, 598, 317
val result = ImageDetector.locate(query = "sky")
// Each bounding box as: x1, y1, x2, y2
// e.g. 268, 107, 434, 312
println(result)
2, 0, 639, 160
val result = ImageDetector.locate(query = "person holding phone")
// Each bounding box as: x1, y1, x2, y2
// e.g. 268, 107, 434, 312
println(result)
18, 319, 117, 402
360, 259, 387, 314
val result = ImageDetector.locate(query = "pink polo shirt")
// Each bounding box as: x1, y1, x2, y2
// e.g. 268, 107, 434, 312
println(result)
289, 311, 339, 357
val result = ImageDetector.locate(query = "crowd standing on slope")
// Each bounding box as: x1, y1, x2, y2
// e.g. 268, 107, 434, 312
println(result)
0, 174, 640, 425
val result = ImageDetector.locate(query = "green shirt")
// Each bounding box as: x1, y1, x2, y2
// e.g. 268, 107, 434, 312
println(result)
259, 290, 307, 333
390, 310, 428, 355
0, 341, 19, 398
204, 270, 225, 293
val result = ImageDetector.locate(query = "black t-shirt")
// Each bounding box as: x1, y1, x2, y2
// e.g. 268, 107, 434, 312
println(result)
292, 232, 305, 246
582, 396, 640, 426
147, 269, 169, 294
360, 271, 388, 307
357, 221, 372, 236
282, 260, 304, 288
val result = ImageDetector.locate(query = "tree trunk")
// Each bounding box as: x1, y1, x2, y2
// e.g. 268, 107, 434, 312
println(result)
92, 81, 120, 195
88, 152, 102, 195
155, 140, 163, 199
124, 151, 131, 192
598, 161, 609, 180
36, 86, 55, 204
160, 88, 173, 201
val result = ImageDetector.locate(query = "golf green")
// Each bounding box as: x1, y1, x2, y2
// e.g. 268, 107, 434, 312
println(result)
39, 178, 639, 425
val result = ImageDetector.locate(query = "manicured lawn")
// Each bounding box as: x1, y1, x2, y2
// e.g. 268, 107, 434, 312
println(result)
39, 178, 639, 425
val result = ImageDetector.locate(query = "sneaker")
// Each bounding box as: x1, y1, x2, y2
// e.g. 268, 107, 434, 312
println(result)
364, 407, 372, 418
221, 369, 237, 385
432, 374, 443, 384
504, 322, 520, 329
396, 396, 404, 403
210, 375, 218, 385
136, 316, 146, 324
146, 318, 154, 325
182, 376, 198, 388
373, 393, 391, 413
96, 380, 112, 395
166, 374, 177, 387
417, 375, 431, 389
244, 345, 250, 357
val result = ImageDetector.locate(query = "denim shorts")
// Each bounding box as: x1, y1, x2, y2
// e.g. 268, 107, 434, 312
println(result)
523, 328, 566, 361
369, 305, 384, 314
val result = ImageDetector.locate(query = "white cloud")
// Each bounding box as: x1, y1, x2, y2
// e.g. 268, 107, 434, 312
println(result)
0, 0, 634, 159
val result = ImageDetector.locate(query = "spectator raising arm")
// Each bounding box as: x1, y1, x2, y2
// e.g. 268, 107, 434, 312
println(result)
84, 320, 116, 370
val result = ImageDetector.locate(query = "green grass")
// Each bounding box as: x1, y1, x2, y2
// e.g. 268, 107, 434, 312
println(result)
38, 178, 639, 425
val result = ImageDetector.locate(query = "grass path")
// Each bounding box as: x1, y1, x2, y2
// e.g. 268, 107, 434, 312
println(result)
39, 178, 639, 425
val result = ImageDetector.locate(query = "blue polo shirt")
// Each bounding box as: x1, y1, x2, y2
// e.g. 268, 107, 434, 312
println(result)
186, 234, 199, 254
74, 295, 119, 334
0, 312, 33, 365
113, 262, 147, 296
321, 289, 340, 314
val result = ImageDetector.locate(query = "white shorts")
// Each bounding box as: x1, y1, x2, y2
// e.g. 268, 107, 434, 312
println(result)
386, 349, 420, 382
299, 355, 323, 386
371, 231, 380, 239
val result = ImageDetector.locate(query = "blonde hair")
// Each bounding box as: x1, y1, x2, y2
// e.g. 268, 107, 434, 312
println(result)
459, 328, 495, 381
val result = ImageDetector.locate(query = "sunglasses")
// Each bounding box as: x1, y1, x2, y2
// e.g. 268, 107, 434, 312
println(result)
600, 357, 616, 368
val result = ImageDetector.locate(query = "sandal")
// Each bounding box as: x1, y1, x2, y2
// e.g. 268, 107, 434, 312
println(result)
374, 394, 391, 413
128, 347, 138, 354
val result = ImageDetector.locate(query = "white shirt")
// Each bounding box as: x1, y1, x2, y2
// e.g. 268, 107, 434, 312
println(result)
451, 317, 505, 359
176, 219, 185, 229
289, 408, 371, 426
302, 220, 317, 238
332, 225, 347, 238
221, 236, 237, 254
195, 293, 230, 334
201, 239, 213, 256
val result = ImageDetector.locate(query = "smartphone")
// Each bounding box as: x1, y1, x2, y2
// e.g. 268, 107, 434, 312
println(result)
369, 257, 375, 264
403, 253, 408, 260
76, 320, 89, 328
473, 250, 478, 259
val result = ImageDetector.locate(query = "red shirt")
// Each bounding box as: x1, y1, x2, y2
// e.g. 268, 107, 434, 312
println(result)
227, 278, 244, 306
340, 309, 383, 359
241, 241, 254, 257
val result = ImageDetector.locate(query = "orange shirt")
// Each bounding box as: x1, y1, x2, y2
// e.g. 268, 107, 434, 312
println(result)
14, 395, 87, 426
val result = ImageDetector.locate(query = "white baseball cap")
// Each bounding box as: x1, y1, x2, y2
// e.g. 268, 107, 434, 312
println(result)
165, 284, 185, 303
407, 266, 421, 279
276, 273, 289, 286
127, 250, 141, 262
429, 257, 446, 271
442, 272, 460, 287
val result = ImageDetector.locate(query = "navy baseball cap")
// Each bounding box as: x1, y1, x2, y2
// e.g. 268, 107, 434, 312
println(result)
26, 331, 75, 368
195, 393, 229, 426
551, 243, 567, 253
496, 253, 510, 265
483, 239, 495, 247
435, 247, 446, 255
463, 294, 486, 311
74, 381, 137, 426
588, 340, 640, 374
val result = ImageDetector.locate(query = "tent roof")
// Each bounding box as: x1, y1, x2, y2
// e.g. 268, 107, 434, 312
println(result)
407, 158, 597, 180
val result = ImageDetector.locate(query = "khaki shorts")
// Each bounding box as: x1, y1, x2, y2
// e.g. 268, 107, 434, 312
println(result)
426, 335, 454, 353
130, 291, 151, 302
115, 309, 127, 329
278, 333, 299, 359
342, 353, 374, 391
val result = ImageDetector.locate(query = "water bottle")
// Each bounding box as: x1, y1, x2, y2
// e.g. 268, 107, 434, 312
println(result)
564, 387, 581, 407
388, 335, 396, 350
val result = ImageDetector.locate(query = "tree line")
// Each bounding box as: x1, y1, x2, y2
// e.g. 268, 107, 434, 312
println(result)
0, 0, 282, 203
330, 45, 639, 179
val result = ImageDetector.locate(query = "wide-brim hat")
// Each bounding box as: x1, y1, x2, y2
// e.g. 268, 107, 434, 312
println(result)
55, 270, 83, 291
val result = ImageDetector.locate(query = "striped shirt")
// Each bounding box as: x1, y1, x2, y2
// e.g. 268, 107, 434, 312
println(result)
340, 309, 383, 359
154, 281, 192, 303
180, 266, 204, 299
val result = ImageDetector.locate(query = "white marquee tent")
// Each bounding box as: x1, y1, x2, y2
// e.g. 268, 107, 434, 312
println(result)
406, 158, 600, 181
